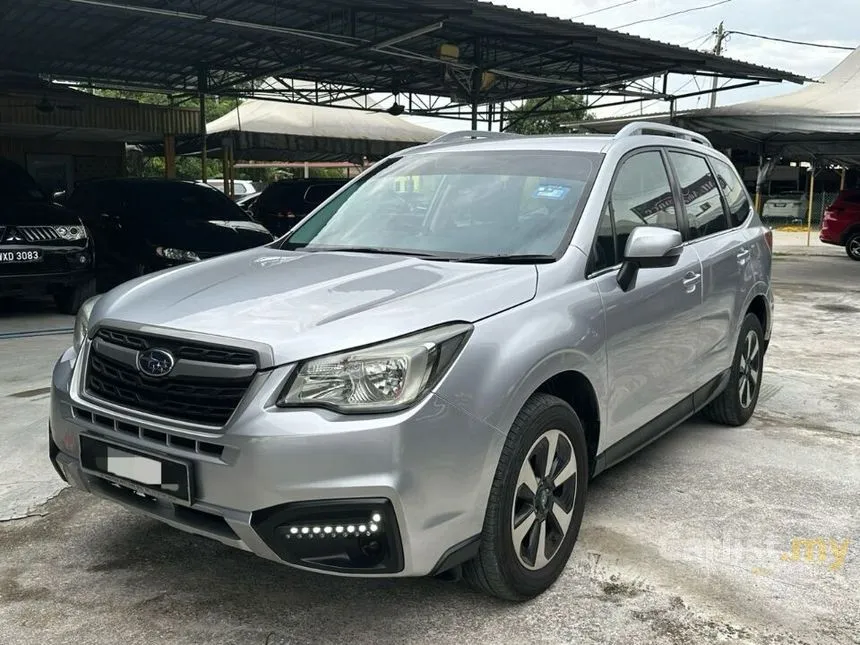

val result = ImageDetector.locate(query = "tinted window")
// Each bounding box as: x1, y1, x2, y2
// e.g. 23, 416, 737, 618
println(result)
304, 184, 342, 207
669, 151, 729, 239
126, 183, 251, 222
257, 183, 307, 216
592, 151, 678, 272
283, 150, 600, 257
711, 158, 751, 226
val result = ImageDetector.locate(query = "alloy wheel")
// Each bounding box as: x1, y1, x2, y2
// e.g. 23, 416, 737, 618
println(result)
738, 330, 761, 409
511, 429, 577, 571
849, 237, 860, 259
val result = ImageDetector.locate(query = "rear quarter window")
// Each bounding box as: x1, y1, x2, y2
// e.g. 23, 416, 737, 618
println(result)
711, 158, 752, 227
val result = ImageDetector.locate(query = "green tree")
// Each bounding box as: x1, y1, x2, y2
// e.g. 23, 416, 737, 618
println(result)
506, 95, 591, 135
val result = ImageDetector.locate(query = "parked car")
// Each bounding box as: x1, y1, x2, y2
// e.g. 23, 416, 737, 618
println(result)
49, 123, 773, 601
0, 158, 95, 314
235, 190, 261, 213
820, 188, 860, 260
195, 179, 258, 199
761, 191, 807, 224
65, 178, 274, 290
252, 178, 349, 236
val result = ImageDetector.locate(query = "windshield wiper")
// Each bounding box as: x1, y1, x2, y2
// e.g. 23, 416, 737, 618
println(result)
454, 254, 557, 264
282, 244, 449, 259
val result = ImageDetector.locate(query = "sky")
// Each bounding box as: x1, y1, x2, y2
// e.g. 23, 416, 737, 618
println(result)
400, 0, 858, 132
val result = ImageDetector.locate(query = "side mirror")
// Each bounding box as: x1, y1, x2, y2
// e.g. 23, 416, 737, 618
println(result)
617, 226, 683, 292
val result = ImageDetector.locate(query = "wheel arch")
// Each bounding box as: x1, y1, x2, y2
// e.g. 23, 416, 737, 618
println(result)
534, 371, 601, 477
840, 224, 860, 245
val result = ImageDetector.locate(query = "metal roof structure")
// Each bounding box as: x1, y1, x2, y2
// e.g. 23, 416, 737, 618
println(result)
2, 0, 806, 125
0, 72, 199, 143
570, 47, 860, 167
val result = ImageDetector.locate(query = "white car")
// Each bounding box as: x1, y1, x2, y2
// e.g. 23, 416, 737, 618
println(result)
195, 179, 257, 198
762, 192, 808, 223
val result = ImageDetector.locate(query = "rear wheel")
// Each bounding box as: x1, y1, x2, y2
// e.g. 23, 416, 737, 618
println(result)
845, 232, 860, 261
462, 393, 588, 601
701, 313, 764, 426
53, 278, 96, 315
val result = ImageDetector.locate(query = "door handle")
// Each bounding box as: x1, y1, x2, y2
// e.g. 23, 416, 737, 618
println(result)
682, 272, 701, 292
736, 248, 751, 263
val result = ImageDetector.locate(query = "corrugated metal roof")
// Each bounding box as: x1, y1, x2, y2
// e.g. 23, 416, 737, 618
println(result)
0, 0, 807, 105
0, 74, 199, 140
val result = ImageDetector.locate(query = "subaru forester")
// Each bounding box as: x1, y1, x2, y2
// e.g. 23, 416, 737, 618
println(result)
48, 122, 773, 600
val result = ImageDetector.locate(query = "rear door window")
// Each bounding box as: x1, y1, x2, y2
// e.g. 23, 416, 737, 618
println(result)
711, 158, 752, 226
668, 151, 730, 239
304, 184, 343, 209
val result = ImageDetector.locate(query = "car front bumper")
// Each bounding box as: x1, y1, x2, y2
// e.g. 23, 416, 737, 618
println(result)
0, 245, 94, 294
49, 343, 500, 577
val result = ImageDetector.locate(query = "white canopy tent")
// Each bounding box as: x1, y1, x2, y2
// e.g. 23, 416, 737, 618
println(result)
174, 99, 442, 163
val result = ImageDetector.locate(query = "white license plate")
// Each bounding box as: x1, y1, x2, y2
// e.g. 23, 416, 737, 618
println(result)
0, 249, 42, 263
105, 447, 162, 486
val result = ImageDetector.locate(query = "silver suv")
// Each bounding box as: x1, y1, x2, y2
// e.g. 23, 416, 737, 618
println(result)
48, 122, 773, 601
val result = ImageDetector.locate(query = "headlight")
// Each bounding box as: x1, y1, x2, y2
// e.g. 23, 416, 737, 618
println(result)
53, 225, 87, 241
279, 323, 473, 413
156, 247, 200, 262
73, 295, 101, 353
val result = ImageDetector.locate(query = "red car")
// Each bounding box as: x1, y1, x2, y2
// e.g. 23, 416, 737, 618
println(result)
821, 189, 860, 260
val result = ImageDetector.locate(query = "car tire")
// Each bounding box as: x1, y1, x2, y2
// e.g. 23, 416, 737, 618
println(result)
701, 313, 765, 427
54, 278, 96, 315
845, 232, 860, 261
462, 393, 589, 601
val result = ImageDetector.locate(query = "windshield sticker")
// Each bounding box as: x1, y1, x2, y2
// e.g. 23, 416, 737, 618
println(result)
533, 184, 571, 200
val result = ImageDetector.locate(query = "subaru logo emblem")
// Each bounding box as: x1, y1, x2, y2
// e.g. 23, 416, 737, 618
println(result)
137, 348, 175, 378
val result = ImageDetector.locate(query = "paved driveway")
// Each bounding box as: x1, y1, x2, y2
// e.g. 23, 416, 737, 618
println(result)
1, 256, 857, 645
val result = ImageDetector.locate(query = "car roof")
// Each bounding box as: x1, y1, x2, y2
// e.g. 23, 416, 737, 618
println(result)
403, 135, 614, 157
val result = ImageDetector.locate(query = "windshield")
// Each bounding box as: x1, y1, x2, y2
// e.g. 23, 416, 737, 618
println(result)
0, 162, 49, 204
281, 149, 601, 258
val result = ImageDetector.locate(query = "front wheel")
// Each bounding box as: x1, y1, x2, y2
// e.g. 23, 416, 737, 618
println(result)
462, 393, 589, 601
845, 233, 860, 261
701, 313, 765, 426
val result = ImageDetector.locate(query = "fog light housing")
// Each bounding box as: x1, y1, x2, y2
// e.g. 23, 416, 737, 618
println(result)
251, 499, 403, 574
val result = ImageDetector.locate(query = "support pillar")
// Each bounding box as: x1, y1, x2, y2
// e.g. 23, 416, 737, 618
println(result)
164, 134, 176, 179
228, 145, 235, 199
840, 168, 846, 190
806, 163, 816, 247
221, 140, 230, 198
198, 67, 208, 182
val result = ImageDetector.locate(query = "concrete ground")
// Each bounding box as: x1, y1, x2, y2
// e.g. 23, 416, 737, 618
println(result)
1, 255, 858, 645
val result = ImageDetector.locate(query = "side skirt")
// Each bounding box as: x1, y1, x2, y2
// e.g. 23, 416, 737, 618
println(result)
592, 369, 731, 477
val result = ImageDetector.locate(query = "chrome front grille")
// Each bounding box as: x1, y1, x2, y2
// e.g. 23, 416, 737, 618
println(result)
16, 226, 61, 242
84, 327, 259, 429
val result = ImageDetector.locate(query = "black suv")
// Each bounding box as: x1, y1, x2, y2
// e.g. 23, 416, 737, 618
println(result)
252, 178, 348, 236
66, 178, 275, 290
0, 158, 95, 314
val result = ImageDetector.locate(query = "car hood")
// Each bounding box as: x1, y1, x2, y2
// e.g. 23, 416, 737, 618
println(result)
93, 248, 538, 365
1, 200, 84, 225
